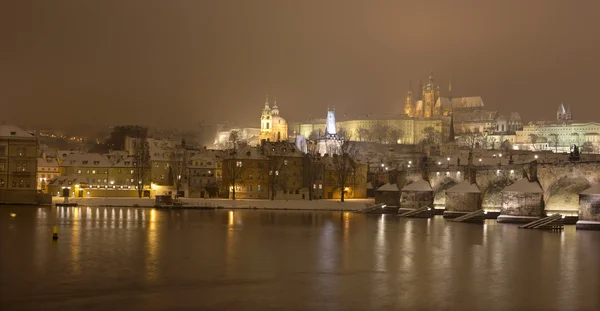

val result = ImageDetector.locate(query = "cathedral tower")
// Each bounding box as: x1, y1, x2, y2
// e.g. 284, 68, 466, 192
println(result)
404, 81, 414, 117
422, 71, 440, 118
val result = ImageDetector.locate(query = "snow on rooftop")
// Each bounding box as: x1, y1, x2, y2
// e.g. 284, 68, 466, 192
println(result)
366, 182, 373, 190
580, 184, 600, 195
502, 178, 543, 193
376, 183, 399, 192
446, 180, 481, 193
0, 124, 34, 138
401, 179, 433, 192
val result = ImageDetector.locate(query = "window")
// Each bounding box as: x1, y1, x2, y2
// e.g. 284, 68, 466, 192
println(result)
18, 180, 24, 188
0, 179, 4, 187
86, 170, 90, 174
118, 169, 122, 173
93, 161, 100, 165
17, 147, 25, 156
154, 163, 159, 168
103, 179, 107, 183
26, 180, 31, 188
0, 146, 5, 156
130, 170, 134, 174
12, 181, 16, 187
257, 185, 261, 192
82, 161, 88, 164
236, 161, 242, 167
248, 185, 252, 192
92, 170, 96, 174
284, 160, 288, 165
275, 170, 279, 176
130, 179, 134, 183
0, 160, 5, 171
248, 174, 253, 179
313, 184, 316, 189
17, 163, 28, 172
124, 161, 130, 165
319, 184, 322, 189
160, 174, 165, 180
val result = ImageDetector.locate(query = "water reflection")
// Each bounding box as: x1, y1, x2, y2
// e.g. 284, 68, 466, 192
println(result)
1, 207, 599, 311
146, 209, 158, 282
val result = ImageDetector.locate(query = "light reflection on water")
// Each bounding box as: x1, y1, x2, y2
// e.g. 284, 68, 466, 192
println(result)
0, 206, 599, 311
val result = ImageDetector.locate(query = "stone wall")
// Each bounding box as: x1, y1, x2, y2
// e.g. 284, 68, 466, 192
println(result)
500, 192, 544, 217
375, 191, 400, 207
579, 194, 600, 222
400, 191, 433, 209
445, 192, 481, 213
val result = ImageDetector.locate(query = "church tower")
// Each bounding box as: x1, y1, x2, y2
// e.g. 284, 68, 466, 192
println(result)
422, 71, 440, 118
404, 81, 414, 117
556, 103, 572, 121
260, 96, 273, 141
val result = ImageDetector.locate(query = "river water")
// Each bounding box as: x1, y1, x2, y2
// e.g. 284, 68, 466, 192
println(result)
0, 206, 599, 311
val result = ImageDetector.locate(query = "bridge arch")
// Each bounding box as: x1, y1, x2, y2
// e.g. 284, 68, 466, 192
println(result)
545, 176, 590, 214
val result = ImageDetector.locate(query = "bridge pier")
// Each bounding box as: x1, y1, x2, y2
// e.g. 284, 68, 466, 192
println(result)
398, 179, 434, 217
576, 185, 600, 230
443, 181, 482, 218
498, 178, 545, 223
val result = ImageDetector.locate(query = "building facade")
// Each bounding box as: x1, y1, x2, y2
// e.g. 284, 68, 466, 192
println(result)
0, 124, 38, 204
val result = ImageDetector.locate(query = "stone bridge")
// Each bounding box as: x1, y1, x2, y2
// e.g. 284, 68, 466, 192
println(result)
397, 160, 600, 216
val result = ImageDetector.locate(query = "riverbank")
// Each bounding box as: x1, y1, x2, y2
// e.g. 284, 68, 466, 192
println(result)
50, 197, 374, 211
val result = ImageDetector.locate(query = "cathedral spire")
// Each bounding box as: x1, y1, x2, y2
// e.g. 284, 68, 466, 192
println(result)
428, 70, 434, 83
264, 95, 270, 109
418, 80, 423, 100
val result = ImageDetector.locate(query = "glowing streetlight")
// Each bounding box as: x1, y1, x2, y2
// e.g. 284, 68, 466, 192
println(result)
447, 157, 450, 168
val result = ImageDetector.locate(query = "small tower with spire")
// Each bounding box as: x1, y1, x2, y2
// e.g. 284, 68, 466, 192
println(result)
556, 103, 571, 121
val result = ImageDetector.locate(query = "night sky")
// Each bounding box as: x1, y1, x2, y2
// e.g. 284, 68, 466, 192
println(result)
2, 0, 599, 129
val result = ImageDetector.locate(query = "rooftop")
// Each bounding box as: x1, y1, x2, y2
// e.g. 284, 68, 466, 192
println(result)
401, 179, 433, 192
0, 124, 35, 138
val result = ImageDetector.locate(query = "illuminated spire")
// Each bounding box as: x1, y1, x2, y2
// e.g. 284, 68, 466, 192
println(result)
265, 95, 270, 109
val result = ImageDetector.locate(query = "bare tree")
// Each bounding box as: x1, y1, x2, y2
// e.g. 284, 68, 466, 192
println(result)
548, 134, 559, 153
263, 142, 290, 200
460, 130, 481, 151
581, 141, 595, 153
389, 128, 403, 145
168, 145, 186, 197
304, 140, 323, 200
371, 121, 391, 144
330, 136, 359, 202
356, 127, 370, 142
223, 131, 246, 200
422, 126, 441, 146
528, 134, 542, 151
133, 131, 150, 198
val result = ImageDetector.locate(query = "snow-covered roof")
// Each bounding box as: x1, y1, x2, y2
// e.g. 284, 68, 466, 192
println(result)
580, 184, 600, 195
376, 183, 399, 192
61, 153, 112, 167
0, 124, 34, 138
401, 179, 433, 192
502, 178, 543, 193
366, 182, 373, 190
37, 157, 58, 168
47, 175, 89, 186
446, 181, 481, 193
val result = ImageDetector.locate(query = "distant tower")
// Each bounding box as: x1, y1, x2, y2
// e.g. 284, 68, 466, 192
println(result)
404, 81, 414, 117
566, 104, 572, 120
422, 71, 440, 118
326, 108, 337, 136
260, 96, 273, 141
556, 103, 571, 121
272, 97, 280, 116
448, 76, 453, 99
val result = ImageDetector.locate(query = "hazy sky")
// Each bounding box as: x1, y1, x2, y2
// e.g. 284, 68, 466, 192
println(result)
2, 0, 599, 129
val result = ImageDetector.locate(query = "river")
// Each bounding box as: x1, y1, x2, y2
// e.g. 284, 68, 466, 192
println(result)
0, 206, 599, 310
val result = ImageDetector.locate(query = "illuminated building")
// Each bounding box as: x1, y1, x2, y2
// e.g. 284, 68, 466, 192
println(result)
0, 124, 38, 204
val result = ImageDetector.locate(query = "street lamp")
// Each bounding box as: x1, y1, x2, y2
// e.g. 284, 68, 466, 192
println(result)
447, 157, 450, 168
498, 153, 502, 165
478, 158, 482, 166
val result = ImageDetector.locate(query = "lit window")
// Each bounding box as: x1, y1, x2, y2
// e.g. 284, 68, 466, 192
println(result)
92, 170, 96, 174
77, 169, 82, 174
130, 170, 134, 174
236, 161, 242, 167
257, 185, 261, 192
130, 179, 134, 183
284, 160, 288, 165
319, 184, 322, 189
